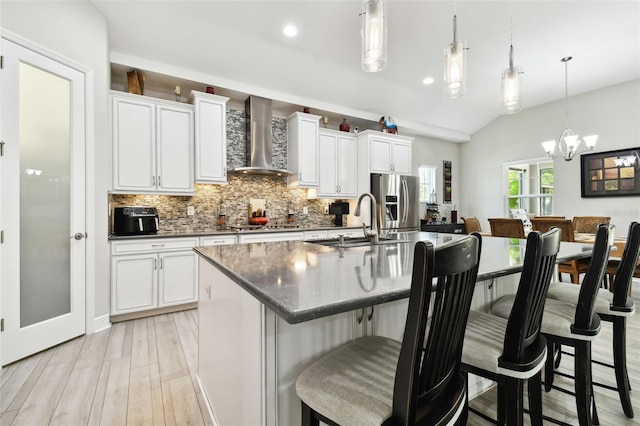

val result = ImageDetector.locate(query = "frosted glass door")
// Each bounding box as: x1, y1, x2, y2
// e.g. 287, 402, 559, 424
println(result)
1, 38, 86, 365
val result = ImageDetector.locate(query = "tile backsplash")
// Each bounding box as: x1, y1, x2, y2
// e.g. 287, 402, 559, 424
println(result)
110, 177, 341, 233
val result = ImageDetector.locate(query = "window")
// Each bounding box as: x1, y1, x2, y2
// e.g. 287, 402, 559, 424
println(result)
419, 165, 437, 203
504, 158, 554, 217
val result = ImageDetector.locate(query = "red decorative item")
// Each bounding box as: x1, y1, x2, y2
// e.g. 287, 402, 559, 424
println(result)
206, 86, 215, 94
339, 118, 351, 133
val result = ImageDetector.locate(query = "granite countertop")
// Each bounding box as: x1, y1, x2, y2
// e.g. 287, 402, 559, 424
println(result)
195, 232, 594, 324
108, 225, 362, 240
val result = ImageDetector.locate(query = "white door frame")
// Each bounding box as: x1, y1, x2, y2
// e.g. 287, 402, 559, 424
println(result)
0, 30, 96, 365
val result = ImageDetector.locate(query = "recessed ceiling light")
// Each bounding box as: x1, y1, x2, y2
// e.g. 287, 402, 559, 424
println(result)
422, 76, 435, 85
283, 25, 298, 37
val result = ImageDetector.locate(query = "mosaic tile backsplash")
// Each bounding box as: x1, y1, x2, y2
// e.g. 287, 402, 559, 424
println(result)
110, 108, 344, 233
110, 177, 338, 233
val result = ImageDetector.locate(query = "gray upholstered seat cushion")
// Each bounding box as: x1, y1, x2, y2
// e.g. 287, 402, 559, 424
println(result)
462, 310, 546, 379
295, 336, 399, 426
491, 294, 599, 340
547, 282, 636, 317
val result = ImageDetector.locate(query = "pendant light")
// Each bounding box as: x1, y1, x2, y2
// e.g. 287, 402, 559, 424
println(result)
361, 0, 387, 72
541, 57, 598, 161
501, 1, 522, 114
444, 2, 467, 98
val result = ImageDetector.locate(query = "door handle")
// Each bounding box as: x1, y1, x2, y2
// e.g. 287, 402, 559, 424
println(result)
72, 232, 87, 240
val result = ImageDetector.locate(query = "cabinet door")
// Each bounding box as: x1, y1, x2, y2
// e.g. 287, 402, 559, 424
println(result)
287, 112, 320, 188
370, 137, 392, 173
112, 96, 156, 191
111, 253, 157, 314
391, 141, 412, 175
194, 94, 228, 183
156, 105, 194, 193
159, 250, 198, 307
338, 134, 358, 197
317, 132, 338, 197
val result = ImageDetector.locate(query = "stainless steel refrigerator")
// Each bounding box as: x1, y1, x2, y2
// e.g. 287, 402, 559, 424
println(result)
371, 173, 419, 232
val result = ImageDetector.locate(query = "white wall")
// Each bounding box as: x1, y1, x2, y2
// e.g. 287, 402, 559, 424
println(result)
2, 1, 111, 329
460, 79, 640, 234
411, 135, 461, 221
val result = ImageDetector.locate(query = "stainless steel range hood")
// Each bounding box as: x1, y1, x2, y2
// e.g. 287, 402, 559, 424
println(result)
228, 95, 293, 176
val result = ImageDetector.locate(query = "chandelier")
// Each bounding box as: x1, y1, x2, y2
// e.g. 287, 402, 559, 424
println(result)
541, 57, 598, 161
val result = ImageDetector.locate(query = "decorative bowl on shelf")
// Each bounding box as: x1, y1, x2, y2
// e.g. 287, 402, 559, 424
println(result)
249, 217, 269, 225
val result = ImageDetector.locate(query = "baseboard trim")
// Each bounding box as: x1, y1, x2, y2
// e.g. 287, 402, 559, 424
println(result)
93, 314, 111, 333
109, 302, 198, 323
197, 375, 218, 426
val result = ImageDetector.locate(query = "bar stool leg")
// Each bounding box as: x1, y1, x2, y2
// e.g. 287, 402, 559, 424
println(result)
528, 373, 543, 426
612, 317, 634, 418
575, 341, 595, 426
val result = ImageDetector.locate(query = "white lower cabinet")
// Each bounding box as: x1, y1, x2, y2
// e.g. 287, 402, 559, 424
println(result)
238, 232, 303, 243
111, 237, 198, 315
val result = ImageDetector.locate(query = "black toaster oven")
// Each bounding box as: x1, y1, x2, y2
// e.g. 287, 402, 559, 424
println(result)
113, 206, 159, 235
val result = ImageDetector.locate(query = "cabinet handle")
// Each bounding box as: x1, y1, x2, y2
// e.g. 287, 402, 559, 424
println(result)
223, 167, 227, 177
368, 306, 374, 322
151, 244, 165, 248
205, 286, 211, 299
160, 258, 163, 269
299, 172, 302, 180
152, 176, 155, 186
158, 175, 161, 186
154, 258, 157, 270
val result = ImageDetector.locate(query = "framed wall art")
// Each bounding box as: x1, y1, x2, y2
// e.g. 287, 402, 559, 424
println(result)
580, 147, 640, 197
443, 160, 452, 203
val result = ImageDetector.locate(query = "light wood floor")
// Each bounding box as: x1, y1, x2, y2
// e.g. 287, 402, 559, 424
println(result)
1, 310, 210, 426
1, 306, 639, 425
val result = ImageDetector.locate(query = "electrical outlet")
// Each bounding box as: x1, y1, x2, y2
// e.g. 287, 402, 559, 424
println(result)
187, 206, 195, 216
324, 206, 329, 214
303, 207, 309, 215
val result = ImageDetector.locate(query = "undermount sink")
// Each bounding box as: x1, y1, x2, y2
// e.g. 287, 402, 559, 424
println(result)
310, 236, 411, 248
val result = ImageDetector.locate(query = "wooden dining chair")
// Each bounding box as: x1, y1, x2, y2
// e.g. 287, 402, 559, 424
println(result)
531, 218, 587, 283
573, 216, 611, 234
546, 221, 640, 419
491, 224, 614, 426
533, 215, 566, 219
462, 228, 561, 426
295, 235, 481, 426
488, 218, 525, 238
462, 216, 482, 234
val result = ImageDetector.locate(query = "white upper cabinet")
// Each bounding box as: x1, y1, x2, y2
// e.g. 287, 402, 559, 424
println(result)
111, 91, 194, 194
317, 129, 358, 198
287, 112, 321, 188
358, 130, 413, 175
190, 91, 230, 184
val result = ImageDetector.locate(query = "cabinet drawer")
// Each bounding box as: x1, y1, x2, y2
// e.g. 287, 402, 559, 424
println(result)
111, 237, 198, 255
200, 235, 237, 246
326, 229, 361, 239
303, 231, 328, 241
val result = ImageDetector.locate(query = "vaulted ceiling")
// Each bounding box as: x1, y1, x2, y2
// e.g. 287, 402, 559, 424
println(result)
91, 1, 640, 141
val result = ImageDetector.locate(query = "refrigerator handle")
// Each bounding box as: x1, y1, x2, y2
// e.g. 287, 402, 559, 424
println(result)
402, 179, 409, 224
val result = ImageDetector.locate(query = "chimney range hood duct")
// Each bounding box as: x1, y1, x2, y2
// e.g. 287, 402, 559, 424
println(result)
228, 95, 293, 176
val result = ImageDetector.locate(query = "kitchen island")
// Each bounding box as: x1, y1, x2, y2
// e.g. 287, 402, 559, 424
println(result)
195, 232, 593, 425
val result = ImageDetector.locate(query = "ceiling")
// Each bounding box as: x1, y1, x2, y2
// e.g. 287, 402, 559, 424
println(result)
91, 0, 640, 142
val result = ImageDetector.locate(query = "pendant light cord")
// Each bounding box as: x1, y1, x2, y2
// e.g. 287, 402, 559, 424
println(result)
564, 59, 570, 129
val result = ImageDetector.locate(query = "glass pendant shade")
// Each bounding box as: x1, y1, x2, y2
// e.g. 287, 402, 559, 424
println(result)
501, 45, 521, 114
361, 0, 387, 72
502, 66, 522, 113
444, 15, 466, 99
